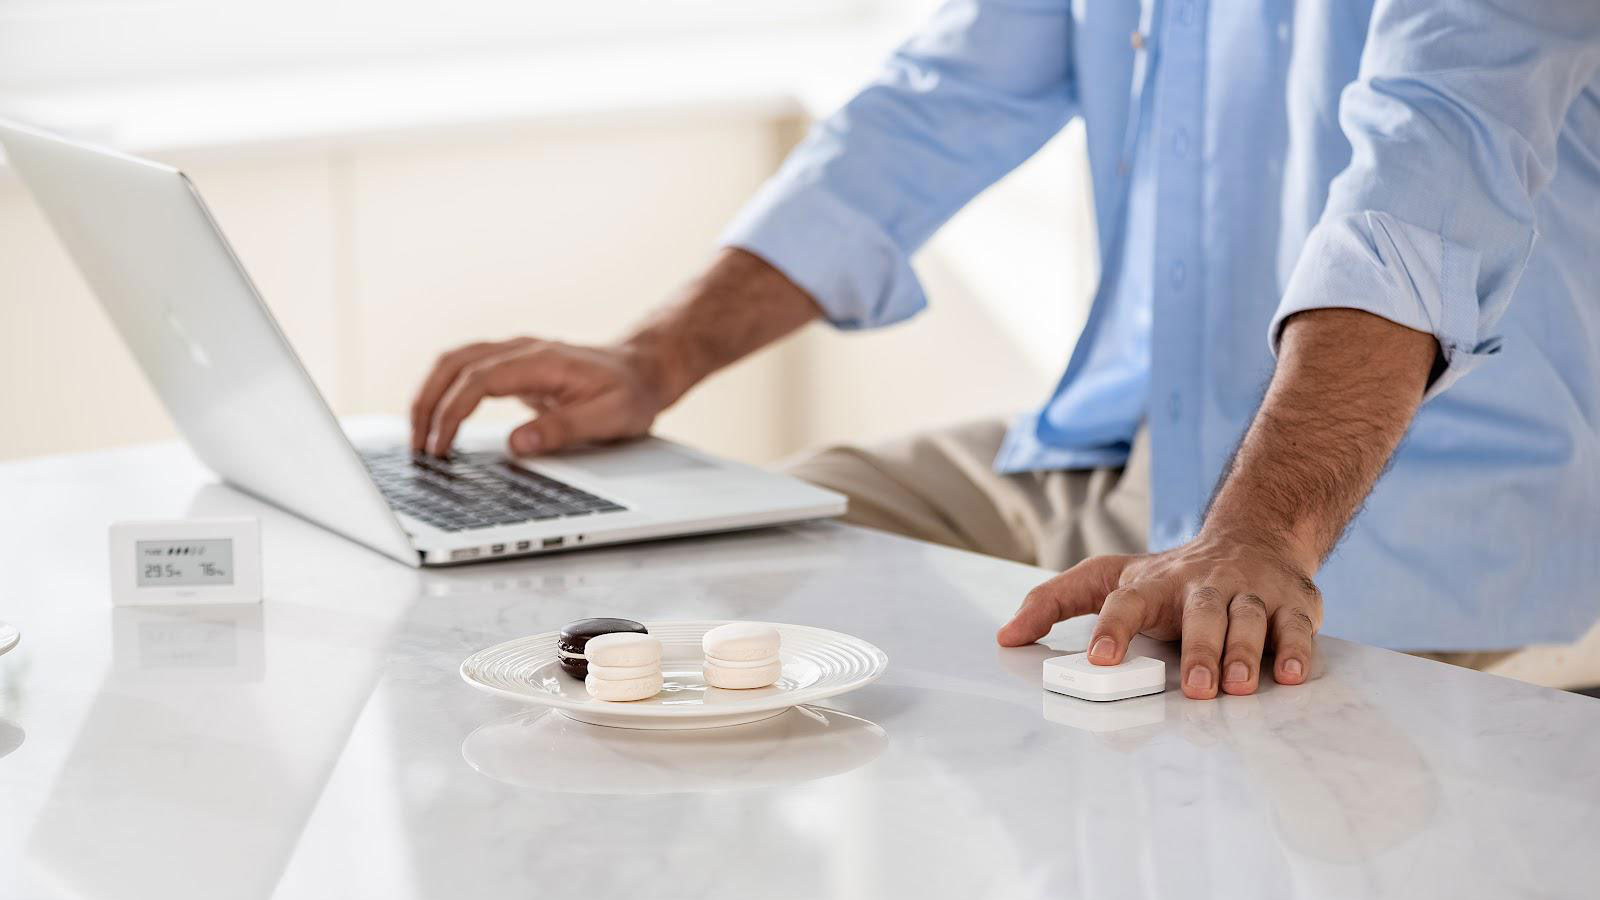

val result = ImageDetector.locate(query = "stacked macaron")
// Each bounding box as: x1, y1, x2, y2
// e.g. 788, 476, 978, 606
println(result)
557, 618, 648, 679
583, 632, 664, 702
701, 622, 783, 690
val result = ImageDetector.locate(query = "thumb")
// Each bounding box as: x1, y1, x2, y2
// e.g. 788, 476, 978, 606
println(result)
508, 397, 618, 456
996, 555, 1131, 647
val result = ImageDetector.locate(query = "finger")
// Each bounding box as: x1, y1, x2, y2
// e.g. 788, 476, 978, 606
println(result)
1269, 605, 1317, 685
996, 555, 1131, 647
1179, 586, 1228, 699
1220, 592, 1269, 695
1087, 585, 1153, 666
427, 349, 564, 457
410, 341, 521, 451
507, 394, 626, 456
516, 393, 558, 412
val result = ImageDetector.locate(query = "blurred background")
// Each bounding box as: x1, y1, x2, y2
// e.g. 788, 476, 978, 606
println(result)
0, 0, 1098, 465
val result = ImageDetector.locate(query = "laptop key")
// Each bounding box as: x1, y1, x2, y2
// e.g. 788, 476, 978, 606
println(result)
364, 447, 627, 532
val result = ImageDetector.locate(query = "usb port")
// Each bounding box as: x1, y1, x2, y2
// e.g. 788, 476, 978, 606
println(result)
515, 540, 531, 552
490, 543, 506, 554
541, 537, 565, 549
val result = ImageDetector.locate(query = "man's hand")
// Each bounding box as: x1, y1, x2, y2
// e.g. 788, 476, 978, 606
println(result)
997, 308, 1440, 698
997, 534, 1322, 698
410, 339, 668, 457
408, 249, 822, 458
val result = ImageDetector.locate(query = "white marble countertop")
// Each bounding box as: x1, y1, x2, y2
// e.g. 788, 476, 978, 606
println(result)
1, 442, 1597, 899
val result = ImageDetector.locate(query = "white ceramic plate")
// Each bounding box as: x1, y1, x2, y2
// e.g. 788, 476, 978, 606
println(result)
460, 621, 888, 730
0, 622, 17, 657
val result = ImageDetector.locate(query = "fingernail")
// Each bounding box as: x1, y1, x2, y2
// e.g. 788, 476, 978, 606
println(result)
1282, 658, 1304, 679
514, 432, 541, 455
1186, 666, 1213, 691
1089, 637, 1116, 661
1225, 661, 1249, 684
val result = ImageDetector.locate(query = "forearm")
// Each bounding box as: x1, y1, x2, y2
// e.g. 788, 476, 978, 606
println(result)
1203, 308, 1439, 573
621, 248, 822, 407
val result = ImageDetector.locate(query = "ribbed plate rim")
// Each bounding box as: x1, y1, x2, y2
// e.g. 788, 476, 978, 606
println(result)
460, 620, 887, 717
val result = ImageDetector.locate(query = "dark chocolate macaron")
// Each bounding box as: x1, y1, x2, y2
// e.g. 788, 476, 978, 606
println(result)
557, 618, 648, 679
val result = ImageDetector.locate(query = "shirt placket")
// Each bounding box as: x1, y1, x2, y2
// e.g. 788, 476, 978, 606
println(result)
1147, 0, 1207, 550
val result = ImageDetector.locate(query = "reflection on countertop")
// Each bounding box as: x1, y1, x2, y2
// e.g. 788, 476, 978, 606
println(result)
4, 443, 1600, 900
462, 705, 887, 794
112, 603, 264, 682
0, 719, 22, 761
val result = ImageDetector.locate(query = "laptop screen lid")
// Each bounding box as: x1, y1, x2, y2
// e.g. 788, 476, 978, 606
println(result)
0, 120, 419, 566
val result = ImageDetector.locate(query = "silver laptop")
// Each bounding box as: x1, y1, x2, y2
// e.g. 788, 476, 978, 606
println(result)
0, 120, 845, 567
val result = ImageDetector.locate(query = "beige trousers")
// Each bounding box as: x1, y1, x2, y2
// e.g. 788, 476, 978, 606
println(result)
788, 418, 1600, 692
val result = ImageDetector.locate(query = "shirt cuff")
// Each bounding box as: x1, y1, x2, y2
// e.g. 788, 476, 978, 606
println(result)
719, 176, 928, 331
1269, 211, 1505, 401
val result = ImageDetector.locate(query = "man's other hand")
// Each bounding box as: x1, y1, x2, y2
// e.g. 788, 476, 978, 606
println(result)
410, 338, 668, 458
996, 532, 1322, 699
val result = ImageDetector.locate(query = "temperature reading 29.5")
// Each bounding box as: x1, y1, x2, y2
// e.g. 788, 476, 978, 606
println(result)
135, 539, 235, 587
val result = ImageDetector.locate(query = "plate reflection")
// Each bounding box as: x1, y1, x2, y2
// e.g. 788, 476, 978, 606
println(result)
462, 705, 887, 795
0, 720, 22, 761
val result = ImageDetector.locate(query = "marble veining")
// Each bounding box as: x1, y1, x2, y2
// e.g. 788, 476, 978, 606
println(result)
1, 443, 1597, 899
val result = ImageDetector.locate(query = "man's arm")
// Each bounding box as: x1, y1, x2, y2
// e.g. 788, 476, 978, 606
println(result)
1206, 308, 1437, 578
411, 249, 818, 456
411, 0, 1079, 455
999, 308, 1436, 697
1001, 0, 1600, 699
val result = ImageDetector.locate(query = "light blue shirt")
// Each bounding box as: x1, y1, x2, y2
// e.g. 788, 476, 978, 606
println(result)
722, 0, 1600, 650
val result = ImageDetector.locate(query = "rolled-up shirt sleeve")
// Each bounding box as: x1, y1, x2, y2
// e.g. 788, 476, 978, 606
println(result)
1269, 0, 1600, 399
721, 0, 1077, 330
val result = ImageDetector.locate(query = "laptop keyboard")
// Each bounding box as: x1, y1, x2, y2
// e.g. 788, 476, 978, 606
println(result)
362, 449, 627, 533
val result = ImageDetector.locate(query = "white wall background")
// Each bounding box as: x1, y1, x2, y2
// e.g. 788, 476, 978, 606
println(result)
0, 0, 1098, 465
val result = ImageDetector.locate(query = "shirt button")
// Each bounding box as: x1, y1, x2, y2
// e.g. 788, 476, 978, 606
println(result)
1172, 128, 1189, 158
1167, 391, 1182, 421
1170, 260, 1187, 288
1130, 31, 1146, 50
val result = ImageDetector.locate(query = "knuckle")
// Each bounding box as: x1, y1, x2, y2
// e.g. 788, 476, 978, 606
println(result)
1187, 586, 1226, 615
442, 343, 482, 365
1296, 575, 1323, 604
1182, 639, 1222, 660
1095, 611, 1135, 635
1281, 607, 1317, 636
1103, 587, 1143, 613
1223, 639, 1261, 661
1229, 593, 1269, 620
1116, 564, 1144, 588
460, 365, 493, 388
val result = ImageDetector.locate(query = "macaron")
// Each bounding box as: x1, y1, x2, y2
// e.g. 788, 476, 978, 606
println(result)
584, 632, 663, 702
558, 617, 647, 679
702, 622, 782, 690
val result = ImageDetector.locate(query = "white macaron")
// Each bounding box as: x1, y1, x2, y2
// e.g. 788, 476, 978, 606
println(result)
702, 622, 782, 690
584, 632, 663, 702
585, 670, 663, 702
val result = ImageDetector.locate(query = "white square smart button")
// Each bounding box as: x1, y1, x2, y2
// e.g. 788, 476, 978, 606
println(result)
1043, 652, 1166, 702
